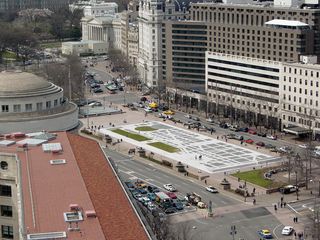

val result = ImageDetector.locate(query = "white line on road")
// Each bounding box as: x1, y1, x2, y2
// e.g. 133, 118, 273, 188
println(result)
272, 223, 283, 240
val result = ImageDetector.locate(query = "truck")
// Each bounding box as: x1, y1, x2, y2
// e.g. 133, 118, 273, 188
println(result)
185, 192, 202, 205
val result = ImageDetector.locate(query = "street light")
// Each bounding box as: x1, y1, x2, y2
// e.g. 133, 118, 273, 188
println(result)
295, 170, 299, 200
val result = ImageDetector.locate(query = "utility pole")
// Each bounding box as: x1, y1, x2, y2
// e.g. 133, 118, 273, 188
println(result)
68, 63, 72, 102
295, 170, 299, 200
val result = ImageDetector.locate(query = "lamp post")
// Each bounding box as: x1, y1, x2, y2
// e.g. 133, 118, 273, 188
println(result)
295, 170, 299, 200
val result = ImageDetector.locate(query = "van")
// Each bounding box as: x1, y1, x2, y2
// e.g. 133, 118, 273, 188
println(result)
280, 185, 298, 194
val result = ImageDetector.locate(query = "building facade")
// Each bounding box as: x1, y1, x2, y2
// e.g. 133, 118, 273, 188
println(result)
280, 60, 320, 138
0, 0, 76, 12
0, 153, 21, 240
81, 15, 122, 51
62, 40, 107, 55
83, 1, 118, 17
0, 71, 78, 134
162, 21, 207, 92
128, 24, 139, 66
206, 52, 281, 128
137, 0, 187, 88
188, 2, 320, 62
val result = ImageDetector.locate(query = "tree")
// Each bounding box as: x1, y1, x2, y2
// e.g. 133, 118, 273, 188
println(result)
41, 54, 85, 101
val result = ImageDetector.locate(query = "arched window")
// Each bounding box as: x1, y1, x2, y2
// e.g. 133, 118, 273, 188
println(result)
0, 161, 8, 170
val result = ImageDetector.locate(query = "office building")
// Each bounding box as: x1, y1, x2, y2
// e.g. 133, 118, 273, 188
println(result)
0, 132, 150, 239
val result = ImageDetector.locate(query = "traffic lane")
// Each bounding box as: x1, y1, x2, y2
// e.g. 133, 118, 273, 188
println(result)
176, 209, 286, 240
112, 156, 238, 208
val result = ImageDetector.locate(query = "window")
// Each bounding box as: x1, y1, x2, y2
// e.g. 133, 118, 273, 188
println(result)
0, 185, 11, 197
1, 105, 8, 112
0, 206, 12, 217
1, 225, 13, 239
46, 101, 51, 109
25, 104, 32, 112
0, 162, 8, 170
13, 105, 20, 112
54, 99, 58, 107
36, 103, 43, 111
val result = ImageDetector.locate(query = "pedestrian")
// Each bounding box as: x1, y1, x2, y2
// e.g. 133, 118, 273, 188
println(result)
253, 198, 256, 205
281, 196, 284, 203
284, 202, 286, 207
217, 136, 219, 139
199, 155, 202, 160
253, 187, 256, 193
274, 205, 277, 212
294, 232, 297, 238
195, 155, 197, 160
238, 177, 240, 182
244, 181, 247, 187
296, 216, 298, 222
280, 202, 283, 208
204, 179, 207, 184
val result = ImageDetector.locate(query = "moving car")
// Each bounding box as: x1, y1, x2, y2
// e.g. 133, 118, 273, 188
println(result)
258, 229, 273, 239
234, 135, 244, 141
163, 110, 175, 115
245, 139, 254, 144
298, 144, 308, 149
229, 126, 239, 132
248, 129, 257, 135
206, 186, 219, 193
163, 183, 177, 192
281, 226, 294, 235
258, 132, 267, 137
144, 107, 153, 113
266, 135, 277, 140
280, 185, 298, 194
192, 116, 200, 121
184, 114, 192, 119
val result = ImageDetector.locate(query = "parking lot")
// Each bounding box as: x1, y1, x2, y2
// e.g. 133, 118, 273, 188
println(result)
101, 121, 282, 173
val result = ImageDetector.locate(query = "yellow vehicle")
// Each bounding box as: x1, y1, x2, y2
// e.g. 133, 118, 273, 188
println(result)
163, 110, 175, 115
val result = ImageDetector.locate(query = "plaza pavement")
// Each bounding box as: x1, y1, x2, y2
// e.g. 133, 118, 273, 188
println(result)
79, 104, 311, 237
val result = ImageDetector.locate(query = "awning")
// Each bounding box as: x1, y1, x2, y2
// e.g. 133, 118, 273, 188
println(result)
283, 126, 312, 135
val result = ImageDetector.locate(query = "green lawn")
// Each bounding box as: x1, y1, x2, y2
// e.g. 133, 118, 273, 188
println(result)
148, 142, 179, 153
135, 126, 157, 131
40, 42, 62, 49
232, 169, 276, 189
111, 129, 150, 141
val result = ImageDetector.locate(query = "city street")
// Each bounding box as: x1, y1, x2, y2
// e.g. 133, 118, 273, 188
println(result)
104, 149, 293, 240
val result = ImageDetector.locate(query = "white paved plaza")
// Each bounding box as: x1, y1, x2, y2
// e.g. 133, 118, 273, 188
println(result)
100, 121, 281, 173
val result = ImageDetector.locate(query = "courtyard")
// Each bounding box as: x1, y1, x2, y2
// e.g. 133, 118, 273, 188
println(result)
100, 121, 281, 173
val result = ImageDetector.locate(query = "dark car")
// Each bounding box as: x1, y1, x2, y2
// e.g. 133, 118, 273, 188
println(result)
219, 123, 228, 128
90, 83, 100, 89
147, 186, 160, 193
93, 88, 103, 93
138, 188, 148, 194
125, 181, 135, 190
258, 132, 267, 137
164, 207, 177, 214
256, 141, 265, 147
239, 127, 249, 132
172, 199, 184, 210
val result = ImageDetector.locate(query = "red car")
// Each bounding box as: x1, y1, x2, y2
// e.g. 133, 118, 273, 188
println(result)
166, 192, 177, 199
248, 129, 257, 135
245, 139, 254, 144
256, 141, 265, 147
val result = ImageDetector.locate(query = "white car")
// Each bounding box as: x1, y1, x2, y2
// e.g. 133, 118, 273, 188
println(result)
163, 184, 176, 192
206, 118, 214, 124
266, 135, 277, 140
298, 144, 308, 149
206, 186, 219, 193
144, 107, 153, 113
281, 226, 294, 235
184, 114, 192, 119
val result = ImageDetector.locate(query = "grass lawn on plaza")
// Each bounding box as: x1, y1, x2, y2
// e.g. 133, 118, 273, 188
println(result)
148, 142, 179, 153
111, 129, 151, 141
40, 41, 62, 49
135, 126, 157, 131
232, 169, 281, 189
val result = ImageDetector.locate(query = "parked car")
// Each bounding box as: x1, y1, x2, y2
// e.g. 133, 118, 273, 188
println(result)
164, 207, 176, 214
256, 141, 265, 147
234, 135, 244, 141
206, 118, 214, 124
245, 139, 254, 144
166, 192, 177, 199
206, 186, 219, 193
298, 144, 308, 149
172, 199, 184, 210
147, 193, 156, 201
265, 144, 275, 149
258, 229, 273, 239
229, 126, 239, 131
138, 188, 148, 194
163, 110, 175, 115
144, 107, 153, 113
125, 181, 135, 190
88, 101, 102, 107
163, 184, 176, 192
147, 186, 160, 193
266, 135, 277, 140
248, 129, 257, 135
147, 202, 157, 211
197, 202, 206, 209
184, 114, 192, 119
93, 88, 103, 93
192, 116, 200, 121
280, 185, 298, 194
257, 132, 267, 137
281, 226, 294, 235
239, 127, 249, 132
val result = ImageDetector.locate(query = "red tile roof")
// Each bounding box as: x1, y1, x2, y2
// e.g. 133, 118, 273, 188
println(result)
67, 133, 149, 240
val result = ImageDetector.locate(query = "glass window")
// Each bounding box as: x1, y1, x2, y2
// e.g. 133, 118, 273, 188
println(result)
25, 104, 32, 112
13, 105, 20, 112
46, 101, 51, 109
54, 99, 58, 107
36, 103, 42, 111
1, 225, 13, 239
0, 185, 11, 197
0, 206, 12, 217
1, 105, 8, 113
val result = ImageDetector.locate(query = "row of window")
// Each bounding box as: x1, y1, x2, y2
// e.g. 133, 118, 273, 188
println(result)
283, 76, 320, 86
283, 104, 319, 116
283, 86, 318, 97
283, 94, 319, 106
1, 98, 62, 113
283, 115, 320, 128
208, 93, 278, 112
284, 67, 320, 77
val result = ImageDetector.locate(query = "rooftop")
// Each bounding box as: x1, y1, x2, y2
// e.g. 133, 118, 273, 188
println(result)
0, 71, 51, 93
265, 19, 309, 27
0, 132, 149, 240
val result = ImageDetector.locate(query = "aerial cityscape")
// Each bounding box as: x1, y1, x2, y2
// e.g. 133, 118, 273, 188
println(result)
0, 0, 320, 239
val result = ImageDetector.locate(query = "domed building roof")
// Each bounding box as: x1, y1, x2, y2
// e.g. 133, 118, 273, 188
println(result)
0, 71, 51, 93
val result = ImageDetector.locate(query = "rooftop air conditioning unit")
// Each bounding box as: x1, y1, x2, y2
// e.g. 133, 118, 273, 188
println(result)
85, 210, 97, 218
69, 204, 80, 211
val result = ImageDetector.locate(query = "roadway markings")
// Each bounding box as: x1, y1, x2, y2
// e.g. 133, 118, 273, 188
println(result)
272, 223, 283, 240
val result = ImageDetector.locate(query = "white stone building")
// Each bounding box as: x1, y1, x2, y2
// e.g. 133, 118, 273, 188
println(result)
280, 60, 320, 139
0, 71, 78, 134
205, 52, 281, 129
137, 0, 187, 88
83, 1, 118, 17
62, 40, 107, 55
81, 15, 122, 51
